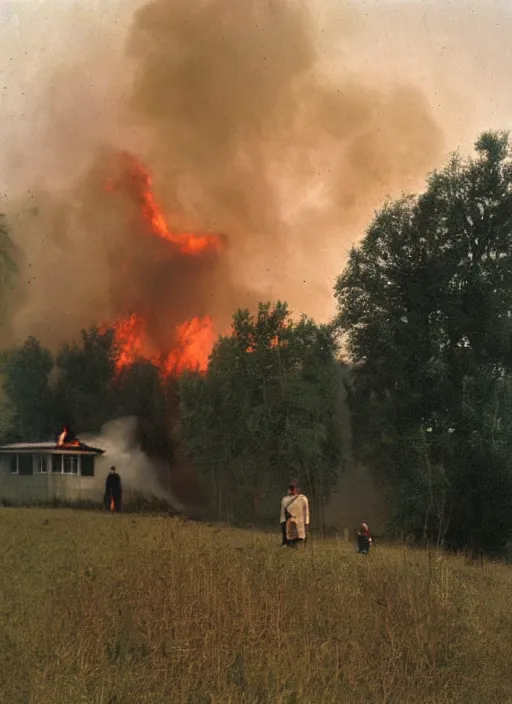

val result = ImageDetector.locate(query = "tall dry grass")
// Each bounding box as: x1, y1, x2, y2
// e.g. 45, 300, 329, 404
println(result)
0, 508, 511, 704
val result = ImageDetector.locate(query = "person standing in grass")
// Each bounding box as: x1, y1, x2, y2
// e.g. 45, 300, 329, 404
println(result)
104, 466, 122, 512
357, 522, 373, 554
280, 480, 310, 547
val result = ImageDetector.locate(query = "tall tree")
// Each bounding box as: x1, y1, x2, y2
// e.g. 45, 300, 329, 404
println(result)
179, 302, 342, 524
0, 376, 17, 443
3, 337, 56, 441
335, 131, 512, 552
54, 326, 118, 432
115, 360, 175, 462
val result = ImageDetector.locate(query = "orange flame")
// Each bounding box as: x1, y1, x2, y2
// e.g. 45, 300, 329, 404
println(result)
103, 152, 220, 377
164, 317, 214, 376
57, 427, 80, 447
112, 151, 222, 256
109, 313, 214, 377
110, 314, 161, 371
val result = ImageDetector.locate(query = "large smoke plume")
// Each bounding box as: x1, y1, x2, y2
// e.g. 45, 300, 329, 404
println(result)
1, 0, 511, 347
4, 0, 512, 349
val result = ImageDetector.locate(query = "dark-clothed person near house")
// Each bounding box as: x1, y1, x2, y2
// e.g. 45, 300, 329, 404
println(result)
105, 466, 122, 512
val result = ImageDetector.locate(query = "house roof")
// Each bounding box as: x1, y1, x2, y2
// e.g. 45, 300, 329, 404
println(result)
0, 441, 105, 455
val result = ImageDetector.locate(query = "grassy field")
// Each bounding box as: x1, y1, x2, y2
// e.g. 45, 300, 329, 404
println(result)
1, 509, 511, 704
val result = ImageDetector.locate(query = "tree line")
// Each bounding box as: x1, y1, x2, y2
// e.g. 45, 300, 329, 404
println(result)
0, 325, 174, 461
336, 131, 512, 553
1, 131, 512, 553
0, 301, 341, 526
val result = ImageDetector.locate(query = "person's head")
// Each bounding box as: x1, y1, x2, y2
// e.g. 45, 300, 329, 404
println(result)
110, 466, 116, 474
360, 522, 368, 533
289, 479, 300, 495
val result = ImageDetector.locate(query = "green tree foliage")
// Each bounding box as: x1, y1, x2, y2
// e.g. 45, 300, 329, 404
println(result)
54, 327, 118, 431
178, 302, 342, 524
1, 326, 174, 465
54, 328, 174, 459
0, 377, 17, 443
335, 131, 512, 552
2, 337, 56, 441
115, 361, 175, 462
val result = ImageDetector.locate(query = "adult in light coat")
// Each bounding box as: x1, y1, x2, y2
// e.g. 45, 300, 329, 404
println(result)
280, 480, 309, 547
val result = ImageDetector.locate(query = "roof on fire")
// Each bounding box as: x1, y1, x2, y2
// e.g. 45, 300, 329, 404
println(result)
0, 441, 105, 455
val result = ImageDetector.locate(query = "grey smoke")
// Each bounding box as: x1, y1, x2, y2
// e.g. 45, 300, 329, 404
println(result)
82, 416, 182, 508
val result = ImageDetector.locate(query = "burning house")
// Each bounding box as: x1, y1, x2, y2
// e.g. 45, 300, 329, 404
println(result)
0, 428, 105, 505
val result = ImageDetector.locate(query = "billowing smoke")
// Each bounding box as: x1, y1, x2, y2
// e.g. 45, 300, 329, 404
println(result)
82, 416, 183, 508
0, 0, 438, 348
3, 0, 512, 345
3, 1, 512, 346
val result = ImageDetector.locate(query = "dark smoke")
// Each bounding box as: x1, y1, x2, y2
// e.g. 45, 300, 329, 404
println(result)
123, 0, 442, 324
4, 0, 446, 349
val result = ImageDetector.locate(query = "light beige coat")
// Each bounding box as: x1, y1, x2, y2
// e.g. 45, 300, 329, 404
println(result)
280, 494, 310, 540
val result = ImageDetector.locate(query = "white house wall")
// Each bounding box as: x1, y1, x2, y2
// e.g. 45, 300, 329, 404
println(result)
0, 455, 103, 504
0, 457, 52, 502
0, 454, 155, 506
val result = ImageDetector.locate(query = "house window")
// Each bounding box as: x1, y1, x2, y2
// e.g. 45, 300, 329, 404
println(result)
9, 454, 18, 474
18, 454, 34, 476
63, 455, 79, 475
51, 455, 94, 477
81, 455, 95, 477
52, 454, 80, 474
35, 455, 47, 473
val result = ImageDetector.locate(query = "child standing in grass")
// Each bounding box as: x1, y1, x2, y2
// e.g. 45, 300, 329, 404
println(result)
357, 522, 373, 554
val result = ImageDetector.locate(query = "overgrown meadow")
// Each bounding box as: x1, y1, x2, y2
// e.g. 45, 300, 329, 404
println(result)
1, 508, 511, 704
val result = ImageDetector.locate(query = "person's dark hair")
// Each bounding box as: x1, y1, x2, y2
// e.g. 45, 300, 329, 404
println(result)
110, 466, 116, 472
